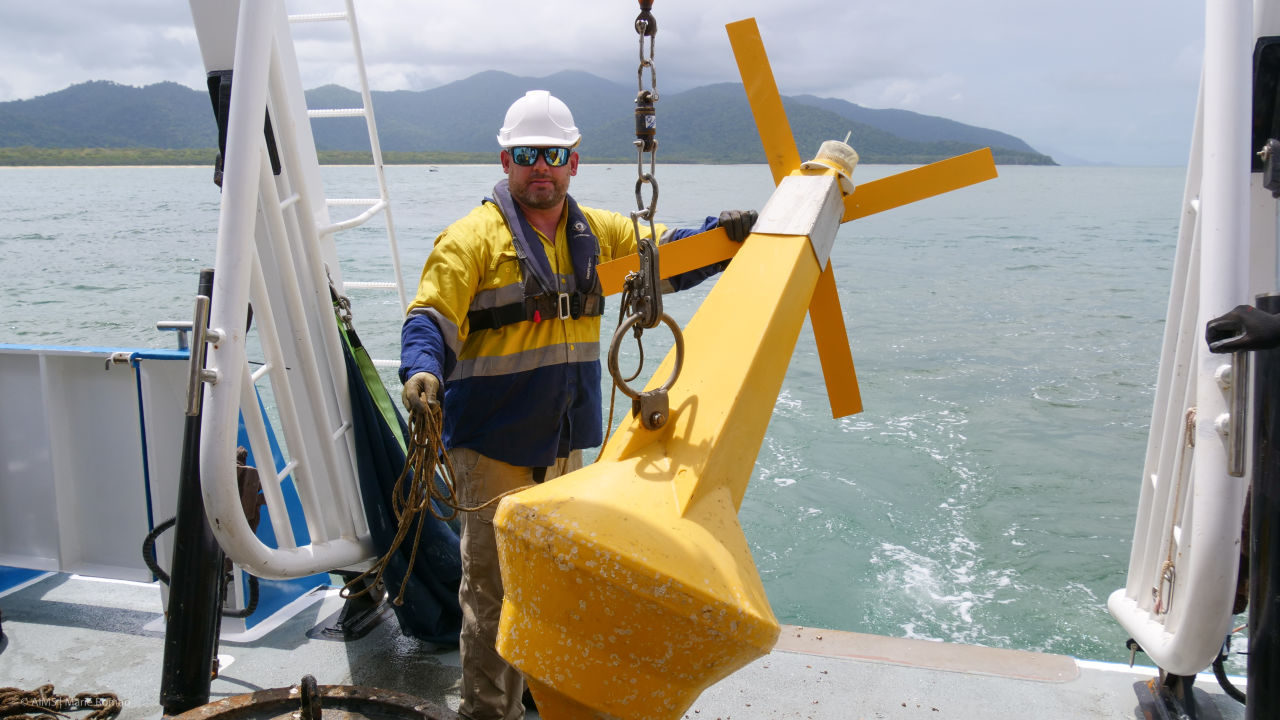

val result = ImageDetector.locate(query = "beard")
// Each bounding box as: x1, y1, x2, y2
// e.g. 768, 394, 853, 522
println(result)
509, 171, 569, 211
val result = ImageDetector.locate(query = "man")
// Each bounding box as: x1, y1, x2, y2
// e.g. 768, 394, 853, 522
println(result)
399, 90, 754, 720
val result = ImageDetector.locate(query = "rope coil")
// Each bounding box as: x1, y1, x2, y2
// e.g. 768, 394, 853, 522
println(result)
341, 405, 452, 605
340, 405, 531, 605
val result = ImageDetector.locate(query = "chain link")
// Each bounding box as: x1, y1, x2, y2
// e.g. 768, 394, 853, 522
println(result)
607, 1, 681, 432
629, 0, 661, 329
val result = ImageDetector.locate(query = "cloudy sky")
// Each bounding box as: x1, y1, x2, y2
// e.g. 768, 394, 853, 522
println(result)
0, 1, 1205, 165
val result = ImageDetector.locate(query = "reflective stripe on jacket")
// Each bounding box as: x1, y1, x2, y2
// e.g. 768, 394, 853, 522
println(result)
401, 197, 721, 468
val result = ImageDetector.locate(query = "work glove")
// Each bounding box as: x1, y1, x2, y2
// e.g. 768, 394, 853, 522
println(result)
1206, 304, 1280, 353
401, 371, 442, 419
717, 210, 758, 243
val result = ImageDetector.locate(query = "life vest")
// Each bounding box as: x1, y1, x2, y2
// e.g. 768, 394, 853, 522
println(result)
466, 180, 605, 332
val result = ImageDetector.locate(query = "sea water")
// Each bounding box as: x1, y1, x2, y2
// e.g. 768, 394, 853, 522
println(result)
0, 162, 1190, 668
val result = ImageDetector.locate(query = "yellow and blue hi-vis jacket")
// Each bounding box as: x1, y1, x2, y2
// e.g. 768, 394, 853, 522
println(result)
400, 183, 723, 468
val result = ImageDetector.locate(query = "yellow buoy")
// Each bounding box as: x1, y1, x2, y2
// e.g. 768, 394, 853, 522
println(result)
495, 229, 824, 718
492, 15, 997, 718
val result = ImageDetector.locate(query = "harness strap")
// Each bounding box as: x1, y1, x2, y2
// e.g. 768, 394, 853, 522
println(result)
469, 181, 605, 332
490, 179, 556, 294
468, 292, 605, 332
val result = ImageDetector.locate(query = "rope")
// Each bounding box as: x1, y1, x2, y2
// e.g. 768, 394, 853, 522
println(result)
0, 685, 121, 720
340, 405, 530, 606
404, 406, 534, 515
604, 280, 646, 442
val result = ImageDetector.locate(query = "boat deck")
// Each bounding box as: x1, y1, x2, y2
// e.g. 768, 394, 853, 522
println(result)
0, 573, 1246, 719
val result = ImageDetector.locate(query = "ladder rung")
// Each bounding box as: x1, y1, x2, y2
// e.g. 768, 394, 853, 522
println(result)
371, 358, 400, 369
328, 198, 382, 206
251, 362, 273, 383
344, 281, 399, 290
308, 108, 367, 119
331, 420, 353, 442
320, 199, 388, 235
276, 460, 300, 483
289, 12, 348, 23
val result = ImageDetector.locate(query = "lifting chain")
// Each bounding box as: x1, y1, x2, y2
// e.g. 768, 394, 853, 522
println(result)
629, 0, 661, 330
608, 0, 684, 432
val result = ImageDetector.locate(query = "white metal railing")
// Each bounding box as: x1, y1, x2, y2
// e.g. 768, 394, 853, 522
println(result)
1107, 0, 1257, 677
189, 0, 393, 578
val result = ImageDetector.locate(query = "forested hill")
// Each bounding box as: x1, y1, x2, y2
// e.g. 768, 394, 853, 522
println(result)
0, 72, 1054, 165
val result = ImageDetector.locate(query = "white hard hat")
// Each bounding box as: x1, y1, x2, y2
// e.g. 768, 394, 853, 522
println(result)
496, 90, 581, 148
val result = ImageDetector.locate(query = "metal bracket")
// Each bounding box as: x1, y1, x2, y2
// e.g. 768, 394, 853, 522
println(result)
1228, 351, 1249, 477
632, 233, 663, 329
1133, 673, 1225, 720
633, 390, 670, 431
751, 174, 843, 267
185, 294, 222, 417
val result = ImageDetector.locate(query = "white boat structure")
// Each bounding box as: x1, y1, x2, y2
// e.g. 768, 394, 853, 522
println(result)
0, 0, 1273, 718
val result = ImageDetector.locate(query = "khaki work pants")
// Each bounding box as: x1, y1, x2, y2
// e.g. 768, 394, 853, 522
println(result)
451, 447, 583, 720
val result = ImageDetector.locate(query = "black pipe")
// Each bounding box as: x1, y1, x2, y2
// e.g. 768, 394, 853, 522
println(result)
1248, 292, 1280, 720
159, 268, 227, 715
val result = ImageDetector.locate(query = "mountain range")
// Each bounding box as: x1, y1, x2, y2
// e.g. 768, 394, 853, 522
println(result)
0, 70, 1054, 165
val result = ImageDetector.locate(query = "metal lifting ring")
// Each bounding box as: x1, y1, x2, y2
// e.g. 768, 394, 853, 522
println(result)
608, 311, 684, 430
608, 311, 683, 399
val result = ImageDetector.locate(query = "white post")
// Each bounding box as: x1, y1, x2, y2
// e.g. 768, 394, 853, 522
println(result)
1178, 0, 1251, 660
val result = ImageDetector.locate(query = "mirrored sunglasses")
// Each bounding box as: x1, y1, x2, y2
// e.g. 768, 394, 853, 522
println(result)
510, 146, 572, 167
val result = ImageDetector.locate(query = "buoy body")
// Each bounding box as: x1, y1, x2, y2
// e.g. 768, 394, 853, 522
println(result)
495, 229, 827, 718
